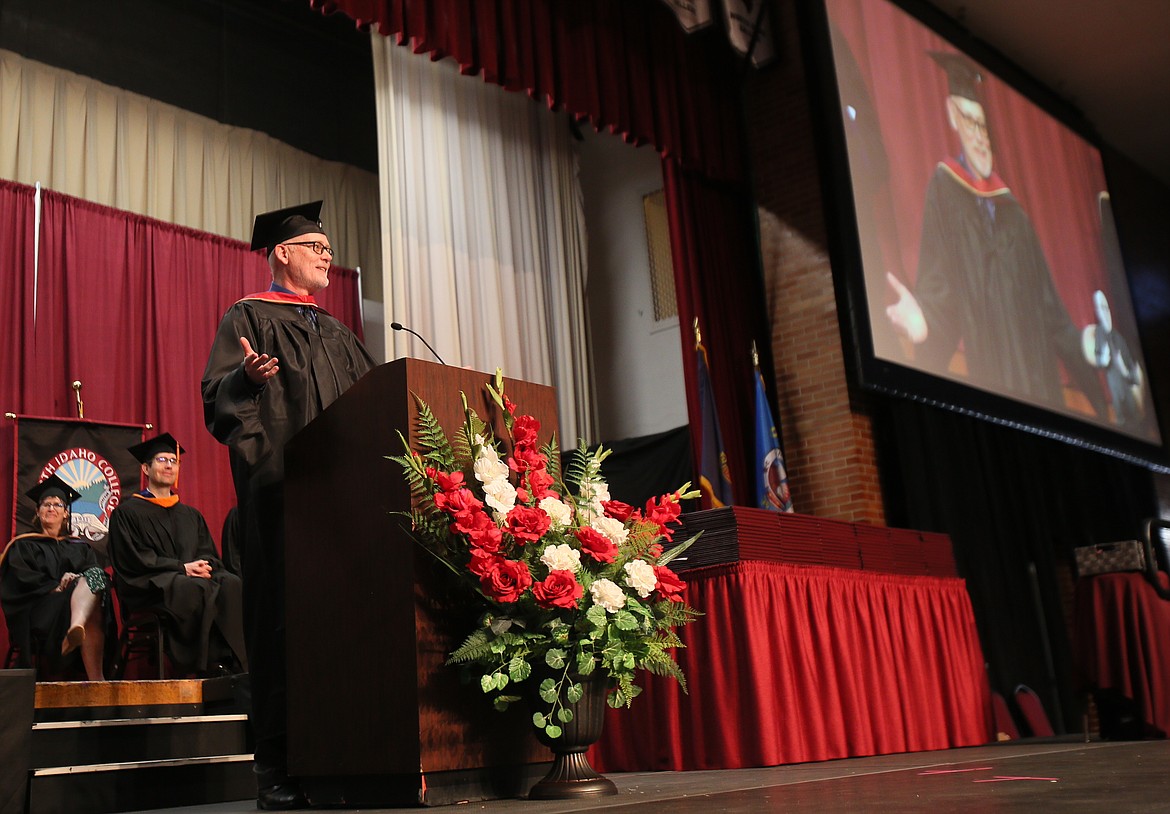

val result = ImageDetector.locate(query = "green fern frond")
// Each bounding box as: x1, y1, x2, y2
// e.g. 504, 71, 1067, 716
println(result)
447, 629, 494, 665
639, 648, 688, 693
412, 393, 456, 469
563, 446, 591, 492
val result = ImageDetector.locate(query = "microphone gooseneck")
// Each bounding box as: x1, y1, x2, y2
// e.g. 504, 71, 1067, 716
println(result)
391, 322, 447, 366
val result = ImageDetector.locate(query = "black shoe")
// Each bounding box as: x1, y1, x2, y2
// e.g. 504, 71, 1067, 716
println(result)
257, 782, 307, 810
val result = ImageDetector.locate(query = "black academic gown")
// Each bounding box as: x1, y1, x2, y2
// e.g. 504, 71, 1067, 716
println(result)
200, 292, 375, 774
108, 494, 247, 673
0, 533, 107, 669
913, 159, 1104, 415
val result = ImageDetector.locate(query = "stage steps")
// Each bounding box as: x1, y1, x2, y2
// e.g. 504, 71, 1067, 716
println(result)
25, 676, 254, 814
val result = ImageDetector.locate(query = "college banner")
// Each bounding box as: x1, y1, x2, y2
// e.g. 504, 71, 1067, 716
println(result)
11, 416, 145, 560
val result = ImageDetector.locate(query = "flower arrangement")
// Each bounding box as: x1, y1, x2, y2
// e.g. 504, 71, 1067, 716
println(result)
391, 371, 701, 740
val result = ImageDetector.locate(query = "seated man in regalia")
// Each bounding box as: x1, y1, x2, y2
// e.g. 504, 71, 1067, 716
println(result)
109, 433, 247, 676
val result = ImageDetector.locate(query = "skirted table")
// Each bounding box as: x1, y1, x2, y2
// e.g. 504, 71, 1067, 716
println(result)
1074, 571, 1170, 738
591, 560, 993, 771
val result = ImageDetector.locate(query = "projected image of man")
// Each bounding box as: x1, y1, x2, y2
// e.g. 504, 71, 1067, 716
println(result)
884, 51, 1104, 416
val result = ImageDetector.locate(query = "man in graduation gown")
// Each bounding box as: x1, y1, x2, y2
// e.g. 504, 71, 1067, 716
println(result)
201, 202, 375, 810
885, 51, 1105, 416
108, 433, 246, 676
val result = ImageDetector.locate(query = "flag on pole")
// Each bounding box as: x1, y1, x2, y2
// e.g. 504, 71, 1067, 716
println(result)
753, 343, 793, 512
696, 320, 733, 508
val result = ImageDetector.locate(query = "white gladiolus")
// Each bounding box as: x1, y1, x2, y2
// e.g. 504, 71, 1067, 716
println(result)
591, 515, 630, 546
540, 543, 581, 572
590, 578, 626, 613
473, 440, 510, 486
623, 559, 657, 598
539, 496, 573, 528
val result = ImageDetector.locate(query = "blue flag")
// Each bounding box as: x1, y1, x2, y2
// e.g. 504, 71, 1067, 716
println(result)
697, 339, 733, 508
754, 363, 793, 512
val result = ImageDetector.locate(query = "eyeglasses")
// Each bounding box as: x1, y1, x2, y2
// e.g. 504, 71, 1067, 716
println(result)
954, 108, 989, 137
153, 456, 180, 466
282, 241, 335, 258
39, 502, 66, 511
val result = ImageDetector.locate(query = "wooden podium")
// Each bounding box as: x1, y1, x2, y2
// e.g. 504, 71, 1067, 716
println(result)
284, 359, 556, 806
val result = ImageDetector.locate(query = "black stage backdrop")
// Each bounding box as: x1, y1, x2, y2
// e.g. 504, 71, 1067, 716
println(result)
876, 397, 1157, 733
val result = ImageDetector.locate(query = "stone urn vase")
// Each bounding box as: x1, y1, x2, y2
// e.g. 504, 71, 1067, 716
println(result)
527, 671, 619, 799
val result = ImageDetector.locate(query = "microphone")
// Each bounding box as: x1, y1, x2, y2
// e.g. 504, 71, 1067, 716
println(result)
72, 380, 84, 419
391, 322, 447, 366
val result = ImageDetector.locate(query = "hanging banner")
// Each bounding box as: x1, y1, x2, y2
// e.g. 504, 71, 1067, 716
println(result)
658, 0, 714, 32
11, 416, 145, 561
721, 0, 776, 67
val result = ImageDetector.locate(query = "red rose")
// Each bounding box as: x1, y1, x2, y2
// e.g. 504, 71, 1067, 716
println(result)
505, 504, 551, 544
575, 526, 618, 563
479, 558, 532, 603
509, 445, 547, 475
653, 565, 686, 602
532, 570, 584, 609
467, 547, 501, 577
602, 500, 636, 522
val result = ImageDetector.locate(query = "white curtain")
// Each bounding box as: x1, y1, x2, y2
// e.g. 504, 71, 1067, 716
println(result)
0, 48, 381, 291
372, 38, 597, 446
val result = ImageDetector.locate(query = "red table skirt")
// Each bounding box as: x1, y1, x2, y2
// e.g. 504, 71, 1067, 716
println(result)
591, 561, 992, 771
1075, 571, 1170, 737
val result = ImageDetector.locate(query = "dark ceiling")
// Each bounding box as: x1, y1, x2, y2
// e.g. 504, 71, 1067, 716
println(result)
0, 0, 379, 173
2, 0, 1166, 191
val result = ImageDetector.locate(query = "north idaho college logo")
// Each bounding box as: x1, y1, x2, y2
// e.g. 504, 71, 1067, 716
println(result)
37, 447, 123, 543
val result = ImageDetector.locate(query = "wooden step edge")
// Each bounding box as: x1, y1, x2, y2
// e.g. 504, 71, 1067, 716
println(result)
32, 753, 254, 777
35, 679, 210, 709
33, 713, 248, 730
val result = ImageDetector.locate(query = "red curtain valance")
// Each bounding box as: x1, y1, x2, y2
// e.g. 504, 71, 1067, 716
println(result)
313, 0, 745, 183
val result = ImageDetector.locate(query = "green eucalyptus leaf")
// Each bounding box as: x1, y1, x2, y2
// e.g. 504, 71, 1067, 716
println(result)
532, 712, 546, 728
557, 707, 574, 723
539, 678, 558, 703
544, 724, 563, 739
508, 658, 532, 682
545, 649, 567, 669
480, 674, 496, 694
494, 673, 510, 691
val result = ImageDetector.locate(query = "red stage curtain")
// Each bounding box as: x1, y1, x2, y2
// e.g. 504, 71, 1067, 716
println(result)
1, 184, 366, 575
664, 162, 770, 507
314, 0, 743, 182
316, 0, 770, 502
591, 561, 993, 771
0, 180, 39, 661
1075, 572, 1170, 737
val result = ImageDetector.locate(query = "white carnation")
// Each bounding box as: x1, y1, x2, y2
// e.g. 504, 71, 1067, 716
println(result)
590, 579, 626, 613
539, 497, 573, 528
540, 543, 581, 572
591, 515, 629, 546
482, 479, 517, 515
623, 559, 657, 598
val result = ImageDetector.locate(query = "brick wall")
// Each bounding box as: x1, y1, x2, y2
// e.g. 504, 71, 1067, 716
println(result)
745, 1, 885, 525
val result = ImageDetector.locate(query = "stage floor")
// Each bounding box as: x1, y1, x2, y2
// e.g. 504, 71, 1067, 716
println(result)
135, 739, 1170, 813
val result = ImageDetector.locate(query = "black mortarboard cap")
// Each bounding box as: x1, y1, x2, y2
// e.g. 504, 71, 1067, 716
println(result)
128, 432, 187, 464
928, 51, 984, 102
249, 201, 325, 255
26, 473, 81, 506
